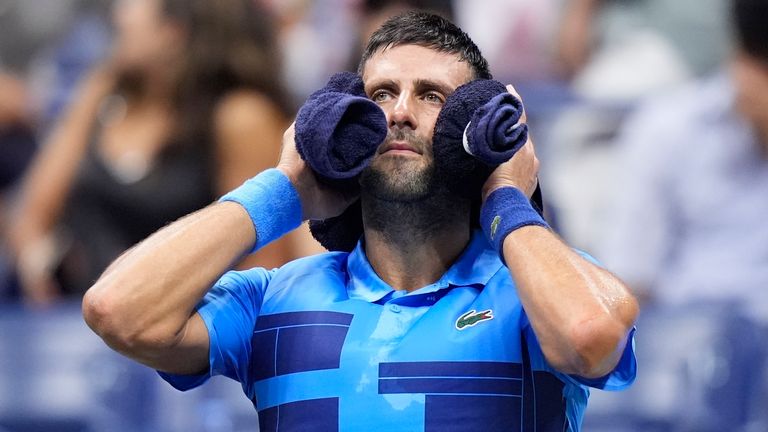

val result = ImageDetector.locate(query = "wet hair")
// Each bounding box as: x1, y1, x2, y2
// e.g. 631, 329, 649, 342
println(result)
358, 11, 491, 80
732, 0, 768, 62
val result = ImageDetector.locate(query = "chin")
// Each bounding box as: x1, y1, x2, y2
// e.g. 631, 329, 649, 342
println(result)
360, 162, 435, 202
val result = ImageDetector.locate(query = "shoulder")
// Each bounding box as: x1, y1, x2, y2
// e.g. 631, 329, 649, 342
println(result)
213, 90, 287, 133
210, 266, 276, 301
210, 251, 348, 305
261, 251, 351, 303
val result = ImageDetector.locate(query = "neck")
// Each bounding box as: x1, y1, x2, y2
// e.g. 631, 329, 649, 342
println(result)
361, 192, 471, 292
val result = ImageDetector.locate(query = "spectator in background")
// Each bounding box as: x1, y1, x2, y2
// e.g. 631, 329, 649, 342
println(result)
541, 0, 730, 251
268, 0, 359, 108
598, 0, 768, 321
454, 0, 564, 85
556, 0, 729, 99
28, 0, 112, 131
0, 73, 37, 298
8, 0, 320, 305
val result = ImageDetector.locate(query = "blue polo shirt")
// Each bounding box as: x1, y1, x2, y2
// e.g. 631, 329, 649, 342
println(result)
160, 231, 636, 431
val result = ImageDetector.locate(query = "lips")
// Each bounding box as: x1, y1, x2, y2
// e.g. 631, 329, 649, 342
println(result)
380, 140, 422, 155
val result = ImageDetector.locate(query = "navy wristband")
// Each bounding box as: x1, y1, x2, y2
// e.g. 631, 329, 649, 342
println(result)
480, 187, 549, 259
219, 168, 303, 252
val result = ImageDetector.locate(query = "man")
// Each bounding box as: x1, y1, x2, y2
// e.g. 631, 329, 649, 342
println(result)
599, 0, 768, 320
83, 12, 638, 431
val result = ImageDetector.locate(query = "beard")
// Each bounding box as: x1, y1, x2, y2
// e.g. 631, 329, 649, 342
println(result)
359, 128, 471, 244
359, 128, 436, 202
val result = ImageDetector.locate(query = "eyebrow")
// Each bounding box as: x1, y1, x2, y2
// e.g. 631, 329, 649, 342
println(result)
364, 79, 397, 96
414, 79, 455, 97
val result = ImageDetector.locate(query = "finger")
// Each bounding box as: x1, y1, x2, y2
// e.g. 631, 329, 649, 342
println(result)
284, 122, 296, 139
505, 84, 522, 100
506, 84, 528, 123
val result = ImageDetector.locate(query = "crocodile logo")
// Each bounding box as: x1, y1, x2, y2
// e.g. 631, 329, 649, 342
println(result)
455, 309, 494, 330
490, 216, 501, 240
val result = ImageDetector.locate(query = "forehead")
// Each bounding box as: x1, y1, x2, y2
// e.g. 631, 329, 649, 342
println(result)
362, 44, 473, 90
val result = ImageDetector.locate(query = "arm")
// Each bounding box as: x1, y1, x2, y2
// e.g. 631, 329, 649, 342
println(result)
82, 124, 355, 375
9, 68, 113, 304
482, 86, 638, 379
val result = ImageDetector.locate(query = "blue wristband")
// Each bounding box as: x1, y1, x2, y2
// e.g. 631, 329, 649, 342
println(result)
219, 168, 303, 252
480, 187, 549, 260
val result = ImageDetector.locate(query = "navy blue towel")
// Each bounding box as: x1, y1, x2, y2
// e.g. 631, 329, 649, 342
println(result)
294, 72, 388, 187
465, 91, 527, 164
436, 79, 527, 166
309, 199, 363, 252
433, 79, 543, 215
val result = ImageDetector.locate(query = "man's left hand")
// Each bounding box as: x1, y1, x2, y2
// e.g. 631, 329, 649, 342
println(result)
481, 85, 540, 202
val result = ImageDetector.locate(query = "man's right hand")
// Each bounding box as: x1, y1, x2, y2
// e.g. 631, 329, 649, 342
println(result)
276, 122, 359, 221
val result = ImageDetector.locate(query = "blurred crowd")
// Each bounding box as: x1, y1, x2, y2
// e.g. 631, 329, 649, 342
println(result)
0, 0, 767, 429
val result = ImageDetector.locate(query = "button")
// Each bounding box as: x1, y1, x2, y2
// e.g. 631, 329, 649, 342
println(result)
389, 304, 401, 313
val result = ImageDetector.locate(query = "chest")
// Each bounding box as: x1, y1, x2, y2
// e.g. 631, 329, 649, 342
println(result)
247, 286, 570, 432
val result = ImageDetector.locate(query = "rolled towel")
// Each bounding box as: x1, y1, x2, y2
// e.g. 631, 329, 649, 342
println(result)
294, 72, 388, 187
464, 92, 527, 165
433, 79, 543, 215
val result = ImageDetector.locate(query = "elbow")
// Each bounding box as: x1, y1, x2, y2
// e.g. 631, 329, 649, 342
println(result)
82, 282, 179, 355
82, 284, 132, 352
567, 318, 631, 378
558, 299, 639, 378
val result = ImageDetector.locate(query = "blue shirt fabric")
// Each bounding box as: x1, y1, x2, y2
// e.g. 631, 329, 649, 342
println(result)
160, 231, 636, 431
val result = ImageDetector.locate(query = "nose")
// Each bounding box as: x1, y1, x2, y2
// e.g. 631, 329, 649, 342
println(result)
388, 92, 418, 131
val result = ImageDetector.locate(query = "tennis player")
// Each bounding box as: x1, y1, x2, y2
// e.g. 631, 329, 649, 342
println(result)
84, 12, 638, 431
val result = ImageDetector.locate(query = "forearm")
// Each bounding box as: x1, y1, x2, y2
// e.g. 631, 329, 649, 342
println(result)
10, 75, 106, 256
503, 226, 638, 378
83, 202, 254, 352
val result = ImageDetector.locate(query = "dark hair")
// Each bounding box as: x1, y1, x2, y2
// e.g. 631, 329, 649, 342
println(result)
732, 0, 768, 62
358, 11, 491, 80
117, 0, 286, 148
166, 0, 287, 145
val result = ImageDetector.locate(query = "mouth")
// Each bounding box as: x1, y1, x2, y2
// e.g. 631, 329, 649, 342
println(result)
380, 140, 422, 155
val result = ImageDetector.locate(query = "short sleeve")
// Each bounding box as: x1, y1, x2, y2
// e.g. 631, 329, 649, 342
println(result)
158, 267, 273, 391
567, 328, 637, 391
522, 322, 637, 392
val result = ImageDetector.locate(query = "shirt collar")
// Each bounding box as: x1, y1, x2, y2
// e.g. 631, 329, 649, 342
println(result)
346, 229, 503, 303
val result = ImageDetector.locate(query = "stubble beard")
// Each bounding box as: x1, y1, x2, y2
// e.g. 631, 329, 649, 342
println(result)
359, 129, 435, 202
359, 129, 470, 244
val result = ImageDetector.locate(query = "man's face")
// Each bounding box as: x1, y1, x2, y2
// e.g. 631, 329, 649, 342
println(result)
360, 44, 473, 201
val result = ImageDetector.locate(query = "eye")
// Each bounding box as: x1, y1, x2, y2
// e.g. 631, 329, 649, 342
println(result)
371, 90, 392, 103
423, 92, 445, 104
